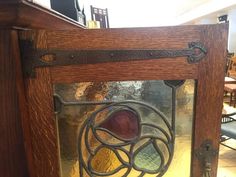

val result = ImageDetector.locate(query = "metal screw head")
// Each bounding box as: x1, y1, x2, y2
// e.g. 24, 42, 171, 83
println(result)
110, 53, 114, 57
70, 54, 75, 59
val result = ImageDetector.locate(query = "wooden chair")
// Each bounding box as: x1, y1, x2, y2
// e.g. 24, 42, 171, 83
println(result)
223, 54, 236, 106
221, 105, 236, 150
226, 56, 236, 77
90, 5, 109, 28
224, 84, 236, 107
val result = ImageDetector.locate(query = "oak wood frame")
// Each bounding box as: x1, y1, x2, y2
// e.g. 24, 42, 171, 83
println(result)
20, 24, 228, 177
0, 29, 29, 177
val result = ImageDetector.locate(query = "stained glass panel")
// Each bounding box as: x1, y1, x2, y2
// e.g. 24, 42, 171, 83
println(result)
54, 80, 195, 177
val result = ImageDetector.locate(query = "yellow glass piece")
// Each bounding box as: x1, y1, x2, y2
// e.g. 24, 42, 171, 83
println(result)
60, 160, 79, 177
127, 168, 142, 177
117, 149, 129, 163
144, 173, 159, 177
91, 147, 122, 173
109, 168, 128, 177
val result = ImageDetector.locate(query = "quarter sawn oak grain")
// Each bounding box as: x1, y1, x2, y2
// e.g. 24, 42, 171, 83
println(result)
20, 24, 228, 177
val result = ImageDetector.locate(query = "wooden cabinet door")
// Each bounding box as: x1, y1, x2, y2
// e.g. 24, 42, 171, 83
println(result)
19, 24, 228, 177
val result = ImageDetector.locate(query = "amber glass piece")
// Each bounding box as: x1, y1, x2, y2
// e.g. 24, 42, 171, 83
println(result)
99, 109, 139, 140
90, 147, 122, 173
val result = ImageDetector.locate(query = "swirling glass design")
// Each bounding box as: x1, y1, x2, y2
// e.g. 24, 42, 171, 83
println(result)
78, 101, 174, 177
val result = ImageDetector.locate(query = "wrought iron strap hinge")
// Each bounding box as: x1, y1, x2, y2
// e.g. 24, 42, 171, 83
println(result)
20, 40, 207, 77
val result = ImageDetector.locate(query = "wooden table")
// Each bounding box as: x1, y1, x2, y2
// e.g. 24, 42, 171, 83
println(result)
225, 76, 236, 84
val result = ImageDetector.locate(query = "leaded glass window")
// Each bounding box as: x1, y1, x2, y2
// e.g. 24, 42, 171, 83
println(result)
54, 80, 195, 177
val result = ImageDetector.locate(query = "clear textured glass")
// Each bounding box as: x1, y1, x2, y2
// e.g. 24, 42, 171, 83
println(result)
54, 80, 195, 177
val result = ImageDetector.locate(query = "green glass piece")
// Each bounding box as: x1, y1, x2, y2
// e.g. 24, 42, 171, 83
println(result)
134, 142, 161, 172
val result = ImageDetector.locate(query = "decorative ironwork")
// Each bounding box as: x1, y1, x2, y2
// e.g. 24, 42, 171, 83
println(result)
164, 80, 185, 133
20, 40, 207, 77
54, 94, 174, 177
164, 80, 185, 88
